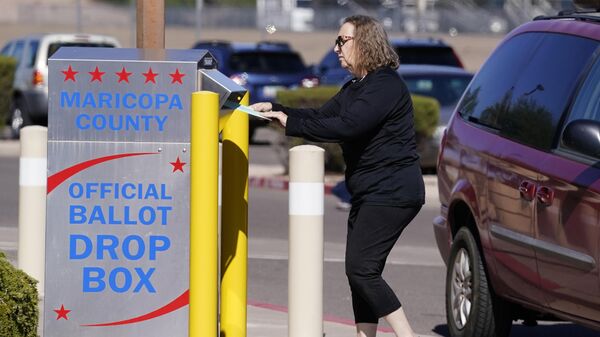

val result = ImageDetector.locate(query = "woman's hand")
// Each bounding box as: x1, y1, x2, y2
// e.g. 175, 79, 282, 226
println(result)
249, 102, 273, 112
261, 110, 288, 128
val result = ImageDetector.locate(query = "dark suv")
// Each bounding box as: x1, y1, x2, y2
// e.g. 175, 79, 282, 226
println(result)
434, 5, 600, 337
191, 41, 318, 138
315, 37, 463, 85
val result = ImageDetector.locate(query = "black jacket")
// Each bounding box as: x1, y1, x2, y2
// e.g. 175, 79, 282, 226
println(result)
275, 67, 425, 207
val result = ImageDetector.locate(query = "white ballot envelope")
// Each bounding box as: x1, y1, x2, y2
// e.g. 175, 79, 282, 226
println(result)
225, 102, 272, 120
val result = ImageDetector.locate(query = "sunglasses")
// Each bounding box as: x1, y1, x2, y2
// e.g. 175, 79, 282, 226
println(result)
335, 35, 354, 48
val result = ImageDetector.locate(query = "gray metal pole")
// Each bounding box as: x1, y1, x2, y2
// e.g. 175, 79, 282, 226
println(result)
76, 0, 82, 32
288, 145, 324, 337
196, 0, 204, 41
18, 126, 47, 296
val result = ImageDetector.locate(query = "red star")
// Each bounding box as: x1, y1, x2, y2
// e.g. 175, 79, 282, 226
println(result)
88, 66, 105, 82
116, 67, 132, 83
143, 67, 158, 84
54, 304, 71, 320
170, 157, 186, 173
62, 65, 78, 82
169, 68, 186, 84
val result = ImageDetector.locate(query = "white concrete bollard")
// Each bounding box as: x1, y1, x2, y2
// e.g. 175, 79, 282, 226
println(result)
288, 145, 324, 337
18, 126, 47, 296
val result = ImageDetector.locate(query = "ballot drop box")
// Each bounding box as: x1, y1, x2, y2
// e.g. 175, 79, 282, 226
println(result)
44, 48, 244, 337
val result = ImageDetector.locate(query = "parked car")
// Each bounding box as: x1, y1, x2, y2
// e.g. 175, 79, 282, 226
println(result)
0, 33, 121, 138
434, 4, 600, 337
400, 65, 472, 170
315, 37, 464, 85
191, 40, 319, 139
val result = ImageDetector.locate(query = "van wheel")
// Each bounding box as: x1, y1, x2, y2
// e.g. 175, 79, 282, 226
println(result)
9, 99, 30, 139
446, 227, 512, 337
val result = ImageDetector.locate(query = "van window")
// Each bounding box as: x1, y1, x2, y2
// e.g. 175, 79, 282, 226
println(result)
498, 34, 598, 150
458, 32, 598, 150
563, 56, 600, 126
559, 56, 600, 160
458, 33, 540, 129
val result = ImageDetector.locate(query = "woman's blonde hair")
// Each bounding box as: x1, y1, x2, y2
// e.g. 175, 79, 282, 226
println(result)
343, 15, 399, 74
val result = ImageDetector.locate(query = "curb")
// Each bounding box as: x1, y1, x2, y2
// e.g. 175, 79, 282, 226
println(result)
248, 175, 338, 195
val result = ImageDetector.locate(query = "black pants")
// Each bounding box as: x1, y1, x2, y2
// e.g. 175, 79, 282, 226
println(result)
345, 204, 421, 323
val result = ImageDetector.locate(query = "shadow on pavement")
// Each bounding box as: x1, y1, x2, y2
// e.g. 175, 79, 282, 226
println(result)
432, 322, 599, 337
249, 139, 271, 146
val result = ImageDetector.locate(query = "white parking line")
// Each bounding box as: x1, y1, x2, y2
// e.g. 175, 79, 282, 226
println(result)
249, 237, 444, 267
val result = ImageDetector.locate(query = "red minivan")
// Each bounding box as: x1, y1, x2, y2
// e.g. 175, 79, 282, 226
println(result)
434, 3, 600, 337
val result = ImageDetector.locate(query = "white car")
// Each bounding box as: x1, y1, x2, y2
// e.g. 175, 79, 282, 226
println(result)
0, 33, 121, 138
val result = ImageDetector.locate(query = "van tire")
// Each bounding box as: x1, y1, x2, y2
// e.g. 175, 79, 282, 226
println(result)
446, 227, 512, 337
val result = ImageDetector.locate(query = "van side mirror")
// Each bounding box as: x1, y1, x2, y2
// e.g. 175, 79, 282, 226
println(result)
562, 119, 600, 159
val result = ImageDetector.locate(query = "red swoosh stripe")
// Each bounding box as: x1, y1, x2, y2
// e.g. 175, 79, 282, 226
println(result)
47, 152, 157, 194
83, 290, 189, 327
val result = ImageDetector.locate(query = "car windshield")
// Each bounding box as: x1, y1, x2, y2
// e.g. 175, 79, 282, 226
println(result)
396, 47, 461, 67
229, 51, 306, 73
404, 73, 472, 106
47, 42, 116, 61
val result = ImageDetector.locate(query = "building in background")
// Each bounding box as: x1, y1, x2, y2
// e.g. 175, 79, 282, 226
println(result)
257, 0, 315, 32
0, 0, 580, 33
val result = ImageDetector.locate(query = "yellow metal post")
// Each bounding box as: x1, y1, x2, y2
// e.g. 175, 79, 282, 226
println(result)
189, 91, 220, 337
220, 93, 250, 337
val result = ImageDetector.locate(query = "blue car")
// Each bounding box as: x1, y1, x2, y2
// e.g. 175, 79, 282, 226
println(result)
315, 37, 464, 85
192, 41, 319, 138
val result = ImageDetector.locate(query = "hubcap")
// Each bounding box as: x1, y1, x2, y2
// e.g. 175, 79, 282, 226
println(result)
11, 107, 23, 135
450, 248, 473, 329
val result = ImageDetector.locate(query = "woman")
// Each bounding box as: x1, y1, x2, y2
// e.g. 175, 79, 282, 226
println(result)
251, 15, 425, 337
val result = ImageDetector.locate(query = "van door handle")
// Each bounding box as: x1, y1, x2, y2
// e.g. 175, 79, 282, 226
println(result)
536, 186, 554, 206
519, 180, 536, 201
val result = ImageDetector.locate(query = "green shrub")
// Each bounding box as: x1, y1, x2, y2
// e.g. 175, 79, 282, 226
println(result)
273, 86, 440, 172
0, 252, 39, 337
411, 94, 441, 138
0, 56, 17, 128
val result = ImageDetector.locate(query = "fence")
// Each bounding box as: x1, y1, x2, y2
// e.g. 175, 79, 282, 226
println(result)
6, 0, 578, 33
